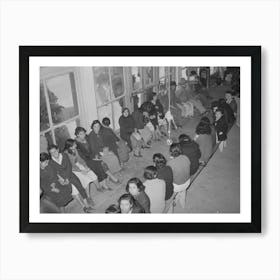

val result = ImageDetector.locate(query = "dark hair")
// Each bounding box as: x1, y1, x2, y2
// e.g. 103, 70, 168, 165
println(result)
91, 120, 102, 130
105, 204, 120, 213
170, 81, 177, 87
153, 153, 167, 169
102, 117, 111, 126
147, 92, 157, 102
48, 144, 59, 152
169, 143, 182, 157
211, 101, 219, 109
216, 108, 224, 115
143, 165, 158, 180
75, 126, 86, 136
64, 139, 76, 154
40, 152, 49, 162
196, 122, 211, 135
178, 134, 191, 143
200, 116, 210, 124
125, 177, 145, 192
118, 193, 135, 207
122, 107, 130, 115
218, 98, 226, 105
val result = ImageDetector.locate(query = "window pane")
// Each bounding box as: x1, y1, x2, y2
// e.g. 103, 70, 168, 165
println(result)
54, 119, 80, 152
93, 67, 111, 106
144, 67, 153, 85
111, 67, 124, 99
112, 98, 125, 130
40, 82, 50, 131
131, 67, 141, 90
46, 73, 79, 125
159, 67, 166, 79
98, 104, 113, 128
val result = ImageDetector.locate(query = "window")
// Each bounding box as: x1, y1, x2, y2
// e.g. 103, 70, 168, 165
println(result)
93, 67, 126, 131
40, 71, 80, 151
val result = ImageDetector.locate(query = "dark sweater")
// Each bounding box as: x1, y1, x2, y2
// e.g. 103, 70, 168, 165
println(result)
214, 116, 228, 141
180, 141, 201, 175
157, 166, 174, 200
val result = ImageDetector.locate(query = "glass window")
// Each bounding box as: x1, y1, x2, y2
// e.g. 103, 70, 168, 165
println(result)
93, 67, 111, 106
97, 104, 113, 128
46, 73, 79, 125
144, 67, 153, 86
131, 67, 141, 90
40, 82, 50, 131
112, 98, 125, 130
111, 67, 124, 99
159, 67, 166, 79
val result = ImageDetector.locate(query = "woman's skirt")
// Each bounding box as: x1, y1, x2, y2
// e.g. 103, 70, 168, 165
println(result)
72, 170, 97, 195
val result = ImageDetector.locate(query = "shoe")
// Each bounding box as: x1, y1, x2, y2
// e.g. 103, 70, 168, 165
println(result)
86, 198, 95, 207
83, 206, 95, 213
96, 187, 105, 192
134, 154, 143, 157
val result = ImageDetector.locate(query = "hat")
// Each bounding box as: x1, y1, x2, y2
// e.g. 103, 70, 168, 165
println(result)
179, 78, 187, 85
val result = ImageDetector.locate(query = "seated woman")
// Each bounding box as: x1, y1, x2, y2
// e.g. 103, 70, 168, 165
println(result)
118, 193, 144, 214
88, 120, 120, 182
119, 107, 143, 157
152, 153, 174, 205
74, 127, 111, 192
194, 117, 213, 166
126, 177, 150, 213
143, 166, 166, 213
131, 102, 152, 147
64, 139, 100, 201
40, 153, 73, 213
150, 92, 168, 138
178, 134, 201, 176
101, 117, 120, 158
167, 143, 191, 208
47, 145, 95, 212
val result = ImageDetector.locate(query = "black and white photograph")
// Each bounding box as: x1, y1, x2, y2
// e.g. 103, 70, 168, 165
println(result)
39, 65, 241, 215
19, 45, 260, 232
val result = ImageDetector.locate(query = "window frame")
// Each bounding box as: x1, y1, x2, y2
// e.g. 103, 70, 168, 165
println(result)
40, 68, 81, 145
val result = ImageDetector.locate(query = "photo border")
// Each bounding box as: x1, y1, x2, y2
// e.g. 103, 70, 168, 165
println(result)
19, 46, 261, 233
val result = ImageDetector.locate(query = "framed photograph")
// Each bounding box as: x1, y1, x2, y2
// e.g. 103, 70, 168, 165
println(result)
20, 46, 261, 233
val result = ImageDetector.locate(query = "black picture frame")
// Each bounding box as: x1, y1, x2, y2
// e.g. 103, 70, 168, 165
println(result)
20, 46, 261, 233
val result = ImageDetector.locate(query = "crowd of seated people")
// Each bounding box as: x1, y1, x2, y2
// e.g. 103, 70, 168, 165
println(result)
105, 92, 237, 214
40, 89, 237, 213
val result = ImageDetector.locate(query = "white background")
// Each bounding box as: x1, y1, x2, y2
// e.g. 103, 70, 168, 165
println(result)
0, 0, 279, 280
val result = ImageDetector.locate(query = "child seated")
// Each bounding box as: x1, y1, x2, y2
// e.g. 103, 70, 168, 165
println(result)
126, 177, 150, 213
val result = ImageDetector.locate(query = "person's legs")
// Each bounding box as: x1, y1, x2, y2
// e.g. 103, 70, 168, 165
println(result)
130, 134, 142, 157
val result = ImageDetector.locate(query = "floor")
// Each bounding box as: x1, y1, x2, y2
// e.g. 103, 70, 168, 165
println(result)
65, 85, 240, 213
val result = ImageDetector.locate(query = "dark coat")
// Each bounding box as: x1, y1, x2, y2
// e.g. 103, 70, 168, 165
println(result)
75, 138, 108, 182
119, 115, 135, 148
180, 141, 201, 175
157, 165, 174, 200
40, 164, 73, 208
101, 126, 120, 156
88, 130, 104, 157
214, 116, 228, 141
